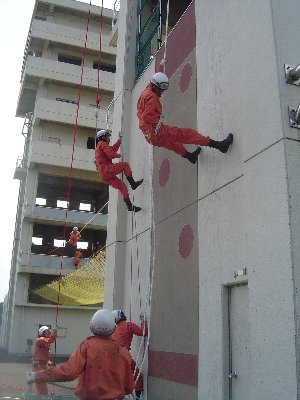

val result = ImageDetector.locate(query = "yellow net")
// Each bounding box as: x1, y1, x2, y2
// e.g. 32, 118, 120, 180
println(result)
33, 251, 105, 306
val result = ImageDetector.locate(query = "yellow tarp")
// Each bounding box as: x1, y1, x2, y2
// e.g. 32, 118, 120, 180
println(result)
34, 251, 105, 306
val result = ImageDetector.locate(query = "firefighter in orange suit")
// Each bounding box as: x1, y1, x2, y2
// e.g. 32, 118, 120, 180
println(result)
27, 309, 134, 400
74, 250, 83, 268
95, 129, 143, 212
112, 309, 148, 399
137, 59, 233, 164
31, 325, 57, 395
69, 227, 81, 246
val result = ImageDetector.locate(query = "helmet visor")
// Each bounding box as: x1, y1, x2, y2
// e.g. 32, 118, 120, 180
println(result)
158, 81, 169, 90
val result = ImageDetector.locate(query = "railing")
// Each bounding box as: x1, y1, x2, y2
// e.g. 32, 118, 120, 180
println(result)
16, 156, 25, 169
112, 0, 120, 27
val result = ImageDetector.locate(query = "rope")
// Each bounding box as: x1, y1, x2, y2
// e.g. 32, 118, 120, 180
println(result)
95, 0, 104, 148
163, 0, 170, 62
132, 2, 172, 393
79, 201, 108, 233
54, 0, 93, 361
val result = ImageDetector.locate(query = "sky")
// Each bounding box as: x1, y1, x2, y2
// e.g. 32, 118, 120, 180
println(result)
0, 0, 115, 302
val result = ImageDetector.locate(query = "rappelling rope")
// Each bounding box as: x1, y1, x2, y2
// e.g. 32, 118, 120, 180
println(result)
94, 0, 104, 147
79, 200, 108, 233
54, 0, 93, 362
133, 1, 171, 395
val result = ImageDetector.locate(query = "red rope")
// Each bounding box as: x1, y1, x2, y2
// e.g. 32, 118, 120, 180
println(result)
96, 0, 104, 109
54, 0, 92, 361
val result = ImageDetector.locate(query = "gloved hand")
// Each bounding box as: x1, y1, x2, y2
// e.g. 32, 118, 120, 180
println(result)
140, 312, 147, 321
160, 58, 167, 67
47, 361, 56, 368
26, 372, 36, 384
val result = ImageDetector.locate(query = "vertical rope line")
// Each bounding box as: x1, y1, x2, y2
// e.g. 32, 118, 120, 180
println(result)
96, 0, 104, 108
54, 0, 92, 360
163, 0, 170, 62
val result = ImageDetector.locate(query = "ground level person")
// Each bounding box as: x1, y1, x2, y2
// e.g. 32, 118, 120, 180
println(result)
112, 309, 148, 399
27, 309, 134, 400
31, 324, 57, 395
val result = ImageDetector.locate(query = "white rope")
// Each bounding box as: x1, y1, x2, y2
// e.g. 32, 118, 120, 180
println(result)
79, 201, 108, 233
163, 0, 170, 61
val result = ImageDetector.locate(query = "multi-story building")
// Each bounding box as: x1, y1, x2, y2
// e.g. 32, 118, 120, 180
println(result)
0, 0, 116, 356
104, 1, 300, 399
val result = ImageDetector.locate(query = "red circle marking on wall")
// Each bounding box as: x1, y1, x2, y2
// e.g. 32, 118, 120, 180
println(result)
159, 158, 170, 187
178, 224, 194, 259
179, 63, 193, 93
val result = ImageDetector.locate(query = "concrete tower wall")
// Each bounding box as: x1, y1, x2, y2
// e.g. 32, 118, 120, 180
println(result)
105, 0, 300, 399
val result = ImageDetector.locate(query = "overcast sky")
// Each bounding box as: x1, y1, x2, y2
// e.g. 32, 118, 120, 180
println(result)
0, 0, 115, 302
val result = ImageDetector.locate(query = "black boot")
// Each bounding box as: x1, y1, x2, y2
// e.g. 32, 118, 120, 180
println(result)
182, 146, 201, 164
124, 197, 142, 212
135, 390, 142, 399
126, 175, 144, 190
208, 133, 233, 153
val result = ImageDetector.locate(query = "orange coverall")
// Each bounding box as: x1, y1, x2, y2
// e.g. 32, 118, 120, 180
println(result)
33, 335, 134, 400
32, 329, 57, 395
137, 84, 211, 156
95, 139, 132, 199
69, 231, 81, 246
112, 320, 148, 392
74, 250, 83, 268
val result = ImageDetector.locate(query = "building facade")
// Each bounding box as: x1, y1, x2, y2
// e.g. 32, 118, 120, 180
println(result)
0, 0, 116, 356
105, 1, 300, 400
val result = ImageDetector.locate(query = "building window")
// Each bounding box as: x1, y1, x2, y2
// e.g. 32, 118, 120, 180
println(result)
54, 239, 66, 248
36, 197, 46, 206
32, 237, 43, 245
48, 137, 61, 145
77, 241, 88, 250
57, 200, 68, 208
79, 202, 91, 211
93, 62, 116, 73
58, 54, 82, 66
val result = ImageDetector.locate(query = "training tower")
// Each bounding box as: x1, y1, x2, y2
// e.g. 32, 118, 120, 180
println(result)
105, 1, 300, 399
0, 0, 115, 356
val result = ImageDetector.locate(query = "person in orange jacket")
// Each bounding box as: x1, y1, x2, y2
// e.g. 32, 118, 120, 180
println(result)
31, 325, 57, 395
137, 59, 233, 164
74, 249, 83, 268
112, 309, 148, 399
69, 227, 81, 246
95, 129, 143, 212
26, 309, 134, 400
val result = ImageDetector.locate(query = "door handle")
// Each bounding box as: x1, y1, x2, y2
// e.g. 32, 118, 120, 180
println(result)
229, 371, 238, 379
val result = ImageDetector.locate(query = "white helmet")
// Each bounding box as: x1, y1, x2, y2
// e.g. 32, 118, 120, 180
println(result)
38, 326, 50, 336
73, 227, 78, 231
150, 72, 169, 90
90, 309, 116, 336
96, 129, 111, 139
112, 309, 126, 323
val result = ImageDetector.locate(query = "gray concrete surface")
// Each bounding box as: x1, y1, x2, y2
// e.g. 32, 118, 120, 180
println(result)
0, 362, 76, 399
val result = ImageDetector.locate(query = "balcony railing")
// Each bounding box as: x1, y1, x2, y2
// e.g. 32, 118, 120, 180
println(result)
23, 56, 115, 92
31, 19, 116, 54
25, 205, 108, 229
34, 97, 107, 129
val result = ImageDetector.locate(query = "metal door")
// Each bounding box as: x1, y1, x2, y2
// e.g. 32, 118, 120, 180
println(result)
228, 284, 250, 400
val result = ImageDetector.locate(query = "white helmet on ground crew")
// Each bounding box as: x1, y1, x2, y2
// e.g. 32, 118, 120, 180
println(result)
90, 309, 116, 336
38, 326, 50, 336
73, 227, 78, 231
96, 129, 111, 139
112, 309, 126, 323
150, 72, 169, 90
